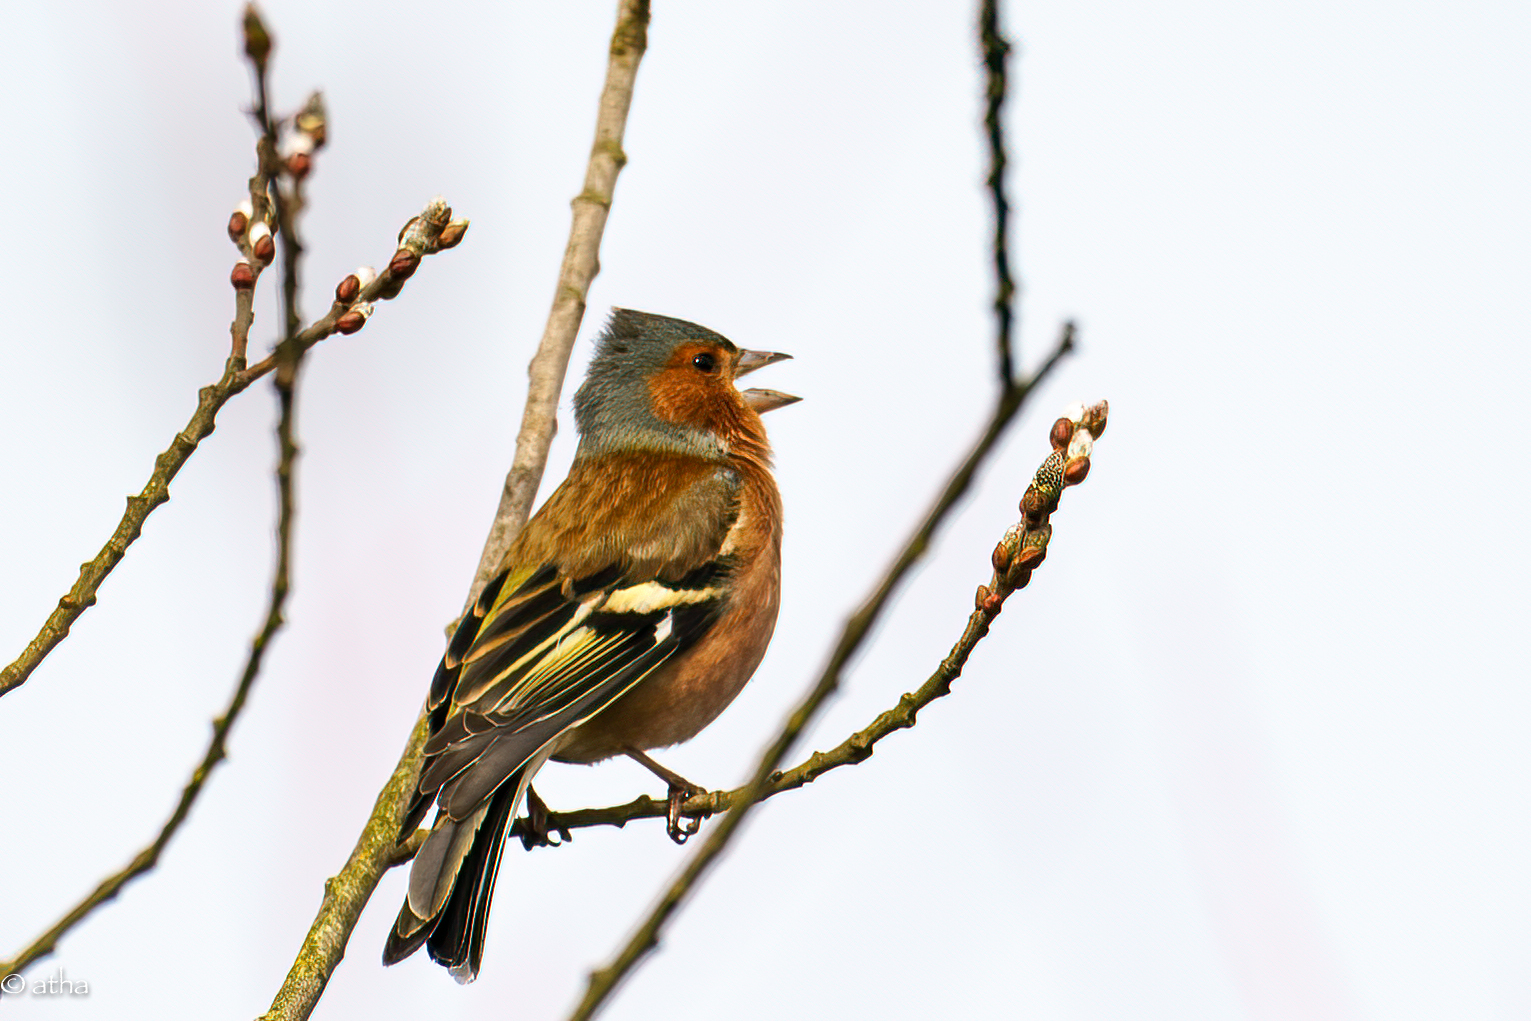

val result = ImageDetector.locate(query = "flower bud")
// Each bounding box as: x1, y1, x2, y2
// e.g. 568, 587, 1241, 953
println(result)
335, 309, 367, 334
388, 248, 420, 281
396, 215, 422, 247
230, 260, 255, 289
1063, 456, 1090, 486
335, 274, 360, 304
296, 92, 327, 148
227, 201, 252, 242
243, 4, 271, 70
991, 540, 1012, 575
1050, 417, 1073, 451
1015, 543, 1046, 570
436, 220, 469, 250
1082, 399, 1109, 437
250, 222, 275, 264
1020, 487, 1045, 522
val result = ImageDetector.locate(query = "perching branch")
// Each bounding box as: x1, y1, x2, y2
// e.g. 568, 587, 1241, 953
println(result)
256, 4, 651, 1018
465, 0, 652, 613
372, 383, 1104, 860
565, 326, 1076, 1021
564, 8, 1057, 1015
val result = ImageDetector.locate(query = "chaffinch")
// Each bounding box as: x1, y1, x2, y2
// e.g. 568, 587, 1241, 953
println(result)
382, 308, 797, 981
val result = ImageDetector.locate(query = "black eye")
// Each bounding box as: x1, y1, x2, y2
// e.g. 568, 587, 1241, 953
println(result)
691, 352, 717, 373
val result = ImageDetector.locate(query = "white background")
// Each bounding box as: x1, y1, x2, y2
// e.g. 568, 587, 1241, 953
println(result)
1, 1, 1527, 1019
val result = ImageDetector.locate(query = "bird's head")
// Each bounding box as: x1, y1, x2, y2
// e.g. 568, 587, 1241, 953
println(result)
573, 309, 799, 460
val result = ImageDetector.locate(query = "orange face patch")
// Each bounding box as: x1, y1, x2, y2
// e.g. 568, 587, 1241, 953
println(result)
645, 341, 750, 437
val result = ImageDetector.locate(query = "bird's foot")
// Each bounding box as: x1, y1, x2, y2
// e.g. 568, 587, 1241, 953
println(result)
517, 785, 572, 850
664, 781, 706, 845
625, 747, 707, 844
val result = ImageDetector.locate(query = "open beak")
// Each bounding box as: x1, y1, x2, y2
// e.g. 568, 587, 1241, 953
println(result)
735, 348, 792, 377
735, 350, 798, 412
742, 388, 802, 414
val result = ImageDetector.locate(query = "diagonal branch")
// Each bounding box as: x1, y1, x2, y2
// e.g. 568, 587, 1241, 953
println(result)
255, 5, 652, 1019
566, 321, 1073, 1021
465, 0, 652, 613
371, 381, 1102, 862
0, 200, 463, 702
2, 217, 304, 995
564, 9, 1059, 1016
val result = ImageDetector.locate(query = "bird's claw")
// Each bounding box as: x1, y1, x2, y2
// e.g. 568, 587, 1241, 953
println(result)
666, 783, 704, 844
517, 785, 572, 850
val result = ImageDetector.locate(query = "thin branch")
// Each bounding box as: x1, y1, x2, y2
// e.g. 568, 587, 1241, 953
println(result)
0, 199, 462, 702
565, 322, 1074, 1021
560, 9, 1045, 1013
981, 0, 1017, 386
465, 0, 652, 613
255, 6, 650, 1019
0, 41, 281, 702
257, 714, 431, 1021
0, 217, 307, 990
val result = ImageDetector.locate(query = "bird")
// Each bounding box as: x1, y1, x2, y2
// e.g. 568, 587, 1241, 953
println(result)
382, 308, 798, 982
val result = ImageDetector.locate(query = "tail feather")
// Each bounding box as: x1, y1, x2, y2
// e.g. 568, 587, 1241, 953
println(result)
382, 784, 516, 982
428, 786, 517, 983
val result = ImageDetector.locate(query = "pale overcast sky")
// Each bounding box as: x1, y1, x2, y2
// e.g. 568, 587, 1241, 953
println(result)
2, 2, 1528, 1019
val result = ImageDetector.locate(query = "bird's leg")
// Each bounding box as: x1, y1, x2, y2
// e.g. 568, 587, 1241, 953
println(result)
625, 748, 706, 844
517, 784, 571, 850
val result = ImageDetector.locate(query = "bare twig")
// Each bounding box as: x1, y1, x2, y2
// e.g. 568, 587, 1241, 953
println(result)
981, 0, 1017, 386
0, 11, 312, 975
561, 10, 1065, 1015
256, 6, 650, 1019
465, 0, 652, 613
0, 200, 462, 701
2, 126, 305, 993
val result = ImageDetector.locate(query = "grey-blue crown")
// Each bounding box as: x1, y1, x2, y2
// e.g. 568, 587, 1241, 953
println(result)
572, 309, 739, 457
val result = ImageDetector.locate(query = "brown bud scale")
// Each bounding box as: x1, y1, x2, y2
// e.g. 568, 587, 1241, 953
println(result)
335, 274, 360, 305
1064, 456, 1091, 485
1021, 488, 1044, 522
975, 584, 992, 611
991, 541, 1012, 574
388, 249, 420, 280
253, 234, 276, 264
1016, 544, 1046, 570
1050, 417, 1074, 451
230, 262, 255, 289
436, 221, 468, 250
227, 211, 248, 242
287, 152, 312, 180
335, 310, 366, 335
